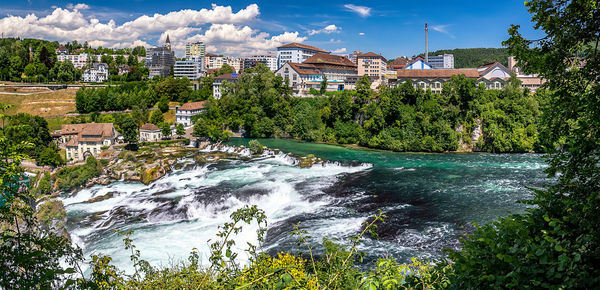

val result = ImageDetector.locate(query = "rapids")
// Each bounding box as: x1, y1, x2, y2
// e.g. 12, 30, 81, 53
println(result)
63, 139, 548, 273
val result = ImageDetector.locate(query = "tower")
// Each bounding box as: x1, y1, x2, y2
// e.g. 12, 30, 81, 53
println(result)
425, 23, 428, 63
165, 34, 171, 51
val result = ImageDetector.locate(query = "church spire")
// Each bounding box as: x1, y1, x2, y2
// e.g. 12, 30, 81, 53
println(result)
166, 34, 170, 44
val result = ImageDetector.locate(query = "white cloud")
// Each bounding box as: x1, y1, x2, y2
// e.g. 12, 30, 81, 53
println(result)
66, 3, 90, 10
0, 4, 307, 56
358, 32, 365, 36
430, 24, 455, 38
308, 24, 341, 35
344, 4, 371, 17
332, 48, 347, 53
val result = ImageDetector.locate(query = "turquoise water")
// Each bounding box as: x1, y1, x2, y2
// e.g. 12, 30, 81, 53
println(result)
63, 138, 549, 272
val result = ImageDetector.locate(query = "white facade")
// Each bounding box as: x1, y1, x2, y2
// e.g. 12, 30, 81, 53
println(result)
206, 56, 244, 73
57, 53, 88, 69
82, 63, 109, 83
404, 58, 433, 70
174, 59, 205, 80
175, 102, 205, 127
246, 55, 277, 71
427, 54, 454, 69
276, 44, 329, 69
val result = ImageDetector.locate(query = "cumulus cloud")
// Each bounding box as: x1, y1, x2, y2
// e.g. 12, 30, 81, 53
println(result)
66, 3, 90, 10
344, 4, 371, 17
332, 48, 347, 53
0, 3, 300, 55
308, 24, 341, 35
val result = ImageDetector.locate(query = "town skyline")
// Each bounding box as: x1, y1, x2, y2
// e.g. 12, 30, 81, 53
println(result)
0, 1, 544, 58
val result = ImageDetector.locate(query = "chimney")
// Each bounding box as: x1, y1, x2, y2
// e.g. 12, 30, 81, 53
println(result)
425, 23, 429, 63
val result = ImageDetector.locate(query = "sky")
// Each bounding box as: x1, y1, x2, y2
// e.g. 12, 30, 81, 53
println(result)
0, 0, 545, 58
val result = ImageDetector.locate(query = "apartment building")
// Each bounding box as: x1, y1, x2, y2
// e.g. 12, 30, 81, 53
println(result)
357, 52, 386, 81
82, 63, 109, 82
174, 59, 205, 80
244, 55, 277, 71
57, 53, 88, 69
185, 42, 206, 59
276, 43, 330, 69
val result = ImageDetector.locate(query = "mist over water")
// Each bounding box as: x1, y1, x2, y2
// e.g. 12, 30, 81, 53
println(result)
63, 139, 548, 272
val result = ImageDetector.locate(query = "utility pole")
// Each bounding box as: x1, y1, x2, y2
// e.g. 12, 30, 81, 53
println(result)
425, 23, 429, 63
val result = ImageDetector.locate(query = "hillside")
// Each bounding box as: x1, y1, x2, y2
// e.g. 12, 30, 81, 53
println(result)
424, 48, 509, 68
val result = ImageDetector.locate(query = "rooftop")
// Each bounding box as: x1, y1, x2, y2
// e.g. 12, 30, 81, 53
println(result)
278, 42, 329, 53
357, 52, 386, 61
396, 69, 480, 78
179, 101, 205, 111
304, 53, 356, 67
141, 123, 160, 131
214, 73, 240, 80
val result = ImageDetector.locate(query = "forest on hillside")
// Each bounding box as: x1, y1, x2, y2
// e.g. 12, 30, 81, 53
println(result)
422, 48, 509, 68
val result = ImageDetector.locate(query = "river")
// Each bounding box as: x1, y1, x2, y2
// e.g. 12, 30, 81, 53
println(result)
62, 139, 549, 273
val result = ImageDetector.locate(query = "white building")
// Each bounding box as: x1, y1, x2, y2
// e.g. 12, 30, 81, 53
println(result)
276, 43, 330, 69
82, 63, 109, 83
427, 54, 454, 69
57, 53, 88, 69
213, 73, 240, 99
205, 55, 244, 73
275, 53, 358, 96
63, 123, 116, 162
175, 101, 206, 127
244, 55, 277, 71
139, 123, 163, 141
174, 59, 205, 80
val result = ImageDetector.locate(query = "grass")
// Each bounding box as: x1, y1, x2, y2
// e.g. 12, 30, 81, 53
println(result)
0, 88, 77, 117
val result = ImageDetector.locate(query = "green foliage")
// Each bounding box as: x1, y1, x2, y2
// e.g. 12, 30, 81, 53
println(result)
320, 76, 327, 95
149, 110, 164, 125
154, 76, 194, 103
53, 156, 102, 191
175, 123, 185, 137
76, 82, 156, 113
248, 139, 264, 154
118, 114, 139, 144
446, 1, 600, 288
216, 63, 235, 76
157, 96, 170, 113
424, 48, 509, 68
37, 147, 65, 167
159, 122, 171, 138
0, 136, 82, 288
2, 112, 63, 162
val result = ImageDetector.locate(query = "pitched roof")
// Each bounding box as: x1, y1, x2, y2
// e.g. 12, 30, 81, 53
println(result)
396, 69, 480, 78
62, 123, 115, 144
287, 63, 320, 75
179, 101, 205, 111
278, 43, 329, 53
141, 123, 160, 131
389, 57, 409, 67
61, 123, 88, 135
65, 136, 78, 147
477, 62, 510, 76
81, 123, 114, 137
357, 52, 386, 61
303, 53, 356, 67
214, 73, 239, 80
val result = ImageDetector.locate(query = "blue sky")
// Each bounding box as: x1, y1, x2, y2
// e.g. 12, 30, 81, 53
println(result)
0, 1, 544, 58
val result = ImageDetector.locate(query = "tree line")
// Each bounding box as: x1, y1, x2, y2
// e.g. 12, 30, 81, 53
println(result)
194, 63, 541, 153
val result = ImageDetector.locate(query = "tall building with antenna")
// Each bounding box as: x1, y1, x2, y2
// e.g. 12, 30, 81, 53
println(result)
425, 23, 429, 63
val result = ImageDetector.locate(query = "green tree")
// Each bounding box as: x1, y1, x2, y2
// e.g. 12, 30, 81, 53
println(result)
23, 63, 37, 77
320, 76, 328, 95
158, 96, 170, 113
119, 114, 139, 146
176, 123, 185, 138
159, 122, 171, 139
149, 110, 164, 125
447, 1, 600, 288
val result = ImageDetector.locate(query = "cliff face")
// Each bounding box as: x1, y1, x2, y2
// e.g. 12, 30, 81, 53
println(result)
456, 119, 483, 152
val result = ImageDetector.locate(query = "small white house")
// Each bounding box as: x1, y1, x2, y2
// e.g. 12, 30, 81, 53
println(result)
139, 123, 162, 141
82, 63, 109, 83
175, 101, 205, 127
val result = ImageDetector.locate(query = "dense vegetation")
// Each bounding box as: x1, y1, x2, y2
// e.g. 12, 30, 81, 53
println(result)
0, 37, 148, 82
193, 64, 540, 153
424, 48, 509, 68
0, 109, 63, 166
53, 156, 102, 191
2, 0, 599, 288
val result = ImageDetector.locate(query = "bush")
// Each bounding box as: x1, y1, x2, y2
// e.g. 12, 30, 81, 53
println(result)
53, 156, 102, 191
248, 140, 264, 154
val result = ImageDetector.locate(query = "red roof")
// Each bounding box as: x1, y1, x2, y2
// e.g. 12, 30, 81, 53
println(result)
179, 101, 205, 111
278, 43, 329, 53
303, 53, 356, 68
287, 63, 320, 75
214, 73, 239, 80
357, 52, 386, 61
396, 69, 480, 78
140, 123, 160, 131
